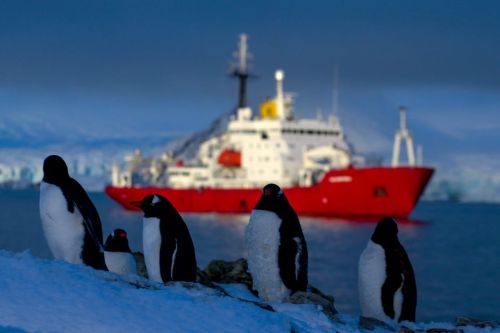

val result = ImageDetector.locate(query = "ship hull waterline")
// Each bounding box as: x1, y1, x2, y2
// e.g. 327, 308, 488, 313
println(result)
105, 166, 434, 219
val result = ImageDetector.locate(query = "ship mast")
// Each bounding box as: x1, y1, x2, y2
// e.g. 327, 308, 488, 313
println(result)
231, 34, 252, 109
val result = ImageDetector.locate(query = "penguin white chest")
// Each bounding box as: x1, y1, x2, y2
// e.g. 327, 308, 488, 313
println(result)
104, 252, 136, 275
245, 209, 289, 302
358, 240, 392, 321
143, 217, 162, 282
39, 182, 85, 264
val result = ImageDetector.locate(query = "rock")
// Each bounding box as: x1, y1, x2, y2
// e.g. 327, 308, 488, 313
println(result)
399, 326, 415, 333
308, 285, 336, 307
133, 252, 148, 278
455, 316, 499, 328
133, 255, 338, 317
201, 258, 253, 290
286, 287, 338, 321
196, 267, 213, 287
359, 316, 395, 331
425, 329, 462, 333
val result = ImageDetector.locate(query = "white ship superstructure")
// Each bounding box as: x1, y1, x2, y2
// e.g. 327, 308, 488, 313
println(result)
165, 69, 351, 189
112, 35, 352, 190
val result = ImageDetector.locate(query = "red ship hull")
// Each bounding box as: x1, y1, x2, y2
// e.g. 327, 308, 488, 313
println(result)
105, 166, 434, 218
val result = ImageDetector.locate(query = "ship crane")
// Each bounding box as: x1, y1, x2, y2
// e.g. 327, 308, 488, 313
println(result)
392, 106, 416, 167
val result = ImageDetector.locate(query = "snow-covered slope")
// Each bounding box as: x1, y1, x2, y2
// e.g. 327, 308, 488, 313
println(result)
0, 251, 494, 333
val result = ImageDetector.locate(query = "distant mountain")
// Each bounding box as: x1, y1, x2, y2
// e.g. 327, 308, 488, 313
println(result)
167, 110, 233, 161
2, 113, 500, 203
0, 115, 180, 190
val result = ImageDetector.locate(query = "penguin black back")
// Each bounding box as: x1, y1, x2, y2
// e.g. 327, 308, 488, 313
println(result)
135, 194, 197, 283
254, 183, 308, 293
104, 229, 132, 253
41, 155, 107, 270
372, 217, 417, 322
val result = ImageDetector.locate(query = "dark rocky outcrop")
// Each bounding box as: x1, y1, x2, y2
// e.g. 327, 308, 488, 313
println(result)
133, 255, 339, 319
359, 316, 395, 331
455, 316, 499, 329
425, 329, 463, 333
287, 287, 338, 321
200, 258, 338, 320
199, 258, 253, 289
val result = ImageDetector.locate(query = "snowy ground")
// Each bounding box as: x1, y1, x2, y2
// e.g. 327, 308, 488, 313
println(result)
0, 251, 496, 333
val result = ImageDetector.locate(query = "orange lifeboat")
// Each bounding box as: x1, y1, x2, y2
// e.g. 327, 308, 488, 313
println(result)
218, 149, 241, 167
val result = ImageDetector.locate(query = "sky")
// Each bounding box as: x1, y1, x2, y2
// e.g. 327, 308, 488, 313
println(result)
0, 0, 499, 195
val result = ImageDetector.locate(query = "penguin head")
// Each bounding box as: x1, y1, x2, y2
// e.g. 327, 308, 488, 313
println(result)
104, 229, 132, 253
131, 194, 177, 218
371, 216, 399, 245
254, 183, 287, 212
43, 155, 70, 184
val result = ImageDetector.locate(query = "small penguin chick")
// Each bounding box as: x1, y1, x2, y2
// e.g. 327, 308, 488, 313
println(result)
104, 229, 136, 275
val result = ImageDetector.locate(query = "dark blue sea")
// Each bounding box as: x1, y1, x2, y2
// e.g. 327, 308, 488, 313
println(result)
0, 189, 498, 322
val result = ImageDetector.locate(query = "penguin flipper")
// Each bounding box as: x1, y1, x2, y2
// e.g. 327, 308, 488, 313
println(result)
381, 245, 407, 320
381, 272, 402, 319
81, 232, 107, 270
68, 178, 105, 245
159, 233, 176, 282
278, 221, 308, 292
67, 178, 107, 270
399, 249, 417, 322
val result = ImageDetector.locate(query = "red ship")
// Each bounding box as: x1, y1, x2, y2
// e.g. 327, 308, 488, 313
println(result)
105, 34, 434, 218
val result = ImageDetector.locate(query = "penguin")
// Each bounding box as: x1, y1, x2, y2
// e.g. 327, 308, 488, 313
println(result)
39, 155, 107, 270
104, 228, 137, 275
132, 194, 197, 283
358, 216, 417, 323
245, 183, 308, 302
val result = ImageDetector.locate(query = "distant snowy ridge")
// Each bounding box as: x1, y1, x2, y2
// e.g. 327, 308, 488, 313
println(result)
2, 112, 500, 203
167, 110, 233, 161
0, 111, 230, 191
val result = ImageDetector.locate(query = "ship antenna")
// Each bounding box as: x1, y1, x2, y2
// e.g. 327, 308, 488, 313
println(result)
332, 65, 339, 116
231, 33, 253, 109
391, 106, 416, 167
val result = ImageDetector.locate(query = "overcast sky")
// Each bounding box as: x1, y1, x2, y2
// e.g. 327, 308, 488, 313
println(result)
1, 0, 499, 170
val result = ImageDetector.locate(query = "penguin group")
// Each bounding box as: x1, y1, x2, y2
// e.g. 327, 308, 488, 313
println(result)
39, 154, 416, 324
39, 155, 197, 281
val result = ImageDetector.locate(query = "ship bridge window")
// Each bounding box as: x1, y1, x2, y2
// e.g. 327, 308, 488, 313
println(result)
373, 186, 388, 197
168, 171, 191, 176
281, 128, 340, 136
230, 129, 257, 135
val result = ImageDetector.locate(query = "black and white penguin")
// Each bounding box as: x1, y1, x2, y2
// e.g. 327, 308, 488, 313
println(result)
104, 228, 136, 275
245, 183, 308, 301
132, 194, 197, 283
39, 155, 107, 270
358, 217, 417, 323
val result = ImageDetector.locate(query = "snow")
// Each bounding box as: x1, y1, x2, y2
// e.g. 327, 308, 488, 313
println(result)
0, 250, 496, 333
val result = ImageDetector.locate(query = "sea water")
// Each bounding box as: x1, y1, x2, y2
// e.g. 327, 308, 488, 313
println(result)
0, 189, 498, 322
